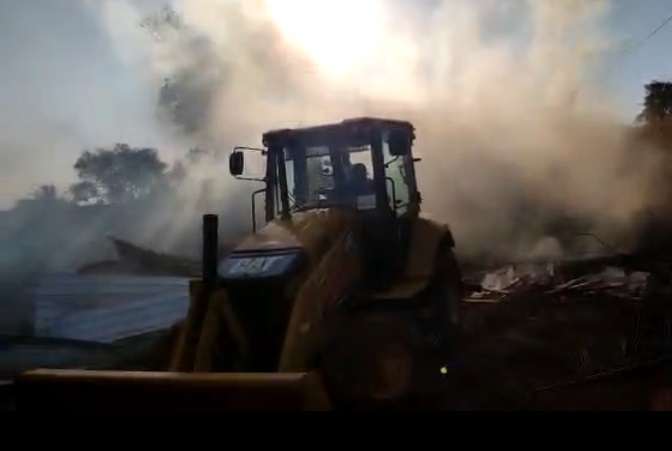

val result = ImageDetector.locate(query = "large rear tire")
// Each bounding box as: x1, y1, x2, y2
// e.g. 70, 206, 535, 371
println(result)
427, 243, 463, 358
317, 315, 416, 408
315, 241, 464, 409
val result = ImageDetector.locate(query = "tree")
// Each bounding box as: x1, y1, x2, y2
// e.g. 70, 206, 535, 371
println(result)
70, 144, 168, 204
634, 80, 672, 150
139, 5, 183, 41
636, 80, 672, 124
12, 184, 64, 215
142, 6, 220, 135
69, 180, 101, 205
141, 4, 314, 136
31, 184, 58, 200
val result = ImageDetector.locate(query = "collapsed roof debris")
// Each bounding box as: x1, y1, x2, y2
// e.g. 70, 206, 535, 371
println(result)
65, 233, 672, 410
77, 237, 231, 277
458, 249, 672, 410
468, 261, 650, 303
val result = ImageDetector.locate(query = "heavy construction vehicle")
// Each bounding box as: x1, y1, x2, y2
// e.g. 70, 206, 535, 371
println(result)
15, 117, 464, 410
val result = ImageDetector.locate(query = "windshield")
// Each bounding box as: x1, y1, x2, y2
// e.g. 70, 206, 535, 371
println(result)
282, 143, 375, 212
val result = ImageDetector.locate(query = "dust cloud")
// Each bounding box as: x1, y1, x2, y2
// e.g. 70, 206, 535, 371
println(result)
1, 0, 668, 274
93, 0, 665, 261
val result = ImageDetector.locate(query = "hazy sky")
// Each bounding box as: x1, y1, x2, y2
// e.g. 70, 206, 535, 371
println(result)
0, 0, 670, 209
604, 1, 672, 113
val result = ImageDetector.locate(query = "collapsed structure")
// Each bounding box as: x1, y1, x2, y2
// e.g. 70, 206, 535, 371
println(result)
457, 249, 672, 410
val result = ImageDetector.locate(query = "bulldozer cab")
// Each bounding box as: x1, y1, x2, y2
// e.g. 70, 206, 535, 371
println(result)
230, 117, 422, 285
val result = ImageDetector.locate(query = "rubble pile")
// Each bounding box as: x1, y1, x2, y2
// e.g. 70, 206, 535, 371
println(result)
467, 261, 650, 303
459, 252, 672, 407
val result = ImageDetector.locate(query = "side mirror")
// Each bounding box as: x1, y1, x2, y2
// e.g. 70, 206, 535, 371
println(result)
388, 130, 410, 156
229, 151, 244, 176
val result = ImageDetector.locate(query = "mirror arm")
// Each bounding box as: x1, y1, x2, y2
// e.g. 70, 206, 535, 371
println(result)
234, 146, 267, 156
234, 175, 266, 182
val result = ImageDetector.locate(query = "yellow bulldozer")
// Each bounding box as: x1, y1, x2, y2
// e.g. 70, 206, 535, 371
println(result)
15, 117, 464, 411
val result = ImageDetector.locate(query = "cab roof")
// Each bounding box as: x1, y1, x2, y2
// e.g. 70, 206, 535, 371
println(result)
262, 117, 415, 148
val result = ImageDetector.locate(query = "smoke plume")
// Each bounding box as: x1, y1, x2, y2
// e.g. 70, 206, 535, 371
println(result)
2, 0, 669, 273
104, 0, 664, 259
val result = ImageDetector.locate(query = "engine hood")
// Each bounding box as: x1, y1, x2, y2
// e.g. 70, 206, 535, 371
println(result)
217, 209, 353, 282
233, 209, 352, 260
217, 209, 352, 281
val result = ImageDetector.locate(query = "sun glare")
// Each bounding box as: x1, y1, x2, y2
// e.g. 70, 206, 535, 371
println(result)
264, 0, 384, 77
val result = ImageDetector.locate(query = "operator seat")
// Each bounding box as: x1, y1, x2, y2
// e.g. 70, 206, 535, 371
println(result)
350, 163, 375, 197
348, 163, 393, 285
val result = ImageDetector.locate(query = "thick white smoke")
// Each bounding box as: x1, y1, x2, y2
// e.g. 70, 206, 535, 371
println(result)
89, 0, 663, 260
3, 0, 668, 274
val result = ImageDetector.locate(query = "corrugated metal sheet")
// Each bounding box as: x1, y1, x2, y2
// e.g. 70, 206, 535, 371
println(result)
0, 340, 118, 376
25, 274, 190, 343
0, 279, 34, 335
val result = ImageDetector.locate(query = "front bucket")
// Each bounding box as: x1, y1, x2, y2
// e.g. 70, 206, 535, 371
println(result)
15, 369, 331, 411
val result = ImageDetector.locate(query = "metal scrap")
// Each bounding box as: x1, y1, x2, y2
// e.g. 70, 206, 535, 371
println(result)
467, 256, 651, 303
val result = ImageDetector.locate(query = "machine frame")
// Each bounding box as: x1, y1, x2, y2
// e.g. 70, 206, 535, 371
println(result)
15, 117, 462, 411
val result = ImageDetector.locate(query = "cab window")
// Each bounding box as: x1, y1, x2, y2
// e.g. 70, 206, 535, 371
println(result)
382, 133, 411, 216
